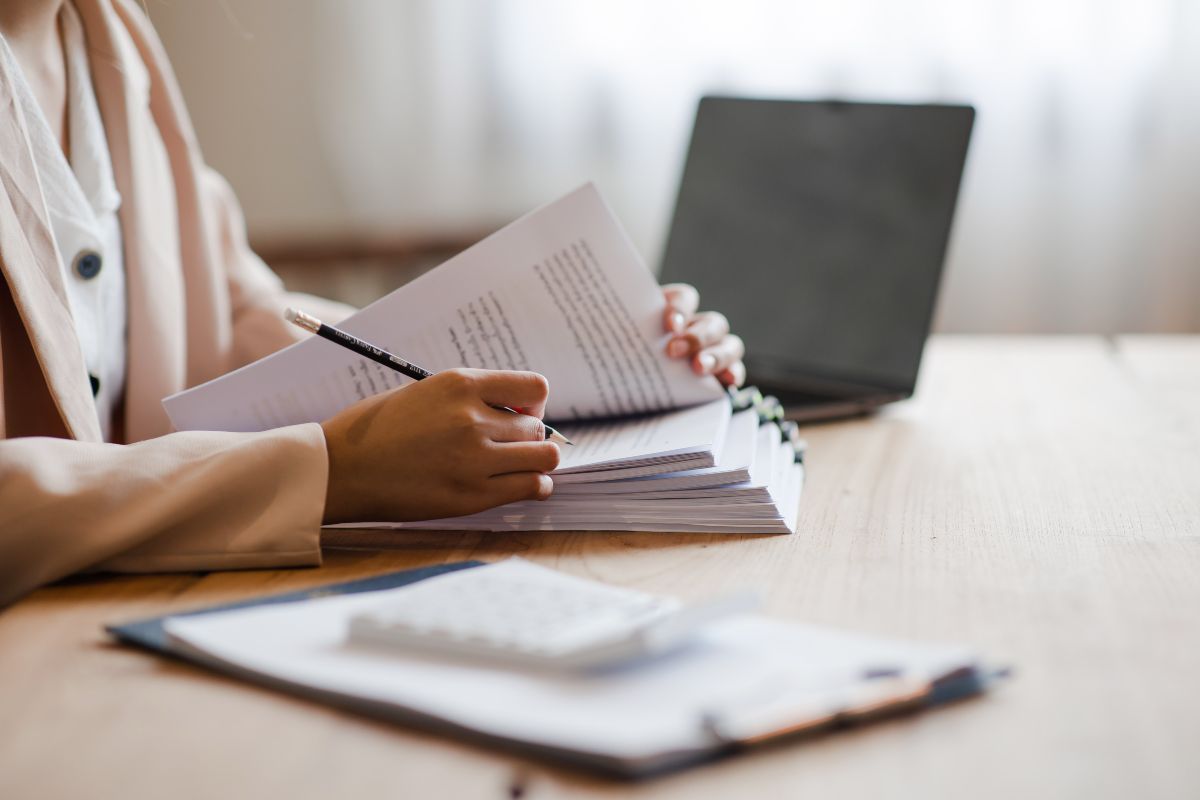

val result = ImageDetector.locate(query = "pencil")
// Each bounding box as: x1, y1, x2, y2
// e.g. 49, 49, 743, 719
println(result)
284, 308, 572, 446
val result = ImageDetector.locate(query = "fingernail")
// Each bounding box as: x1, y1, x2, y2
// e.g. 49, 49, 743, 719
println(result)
667, 339, 689, 358
668, 311, 686, 333
698, 353, 716, 372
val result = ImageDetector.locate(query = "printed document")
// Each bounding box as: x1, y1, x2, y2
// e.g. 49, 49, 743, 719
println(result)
164, 184, 724, 432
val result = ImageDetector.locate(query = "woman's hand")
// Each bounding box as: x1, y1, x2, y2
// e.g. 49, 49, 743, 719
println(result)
320, 369, 559, 523
661, 283, 746, 387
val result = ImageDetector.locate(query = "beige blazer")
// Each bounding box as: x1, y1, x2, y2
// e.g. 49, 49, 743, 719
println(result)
0, 0, 354, 605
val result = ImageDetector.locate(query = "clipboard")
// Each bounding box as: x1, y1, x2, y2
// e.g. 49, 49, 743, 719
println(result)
107, 561, 999, 780
108, 561, 483, 655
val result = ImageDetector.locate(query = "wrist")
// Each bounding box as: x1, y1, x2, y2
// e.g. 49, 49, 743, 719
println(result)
319, 419, 352, 524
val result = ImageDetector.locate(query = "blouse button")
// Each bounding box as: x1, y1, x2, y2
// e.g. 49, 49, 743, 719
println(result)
74, 250, 103, 280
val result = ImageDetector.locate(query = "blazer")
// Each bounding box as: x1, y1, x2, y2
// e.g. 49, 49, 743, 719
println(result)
0, 0, 355, 606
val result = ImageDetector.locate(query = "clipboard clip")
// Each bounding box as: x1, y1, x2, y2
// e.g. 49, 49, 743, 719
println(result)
701, 672, 933, 748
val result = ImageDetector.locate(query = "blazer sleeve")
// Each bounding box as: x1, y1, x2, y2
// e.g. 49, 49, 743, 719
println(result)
197, 166, 357, 369
0, 164, 344, 609
0, 423, 328, 607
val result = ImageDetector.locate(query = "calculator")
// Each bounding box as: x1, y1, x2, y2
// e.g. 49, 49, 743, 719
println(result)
347, 559, 754, 672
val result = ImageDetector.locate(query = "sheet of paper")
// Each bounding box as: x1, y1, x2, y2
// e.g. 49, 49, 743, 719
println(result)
554, 409, 757, 494
164, 184, 724, 433
163, 561, 977, 766
553, 398, 730, 474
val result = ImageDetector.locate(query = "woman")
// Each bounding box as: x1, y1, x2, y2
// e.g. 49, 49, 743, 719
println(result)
0, 0, 746, 605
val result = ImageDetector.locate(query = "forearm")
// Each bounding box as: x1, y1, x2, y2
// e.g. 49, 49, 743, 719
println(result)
0, 424, 328, 606
198, 165, 356, 368
231, 289, 356, 368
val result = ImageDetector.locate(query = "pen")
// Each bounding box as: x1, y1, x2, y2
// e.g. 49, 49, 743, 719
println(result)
284, 308, 573, 446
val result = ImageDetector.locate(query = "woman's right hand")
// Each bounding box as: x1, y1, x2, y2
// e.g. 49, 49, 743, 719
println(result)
319, 369, 560, 524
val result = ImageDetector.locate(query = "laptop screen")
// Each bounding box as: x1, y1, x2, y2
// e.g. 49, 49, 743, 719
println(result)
659, 97, 974, 395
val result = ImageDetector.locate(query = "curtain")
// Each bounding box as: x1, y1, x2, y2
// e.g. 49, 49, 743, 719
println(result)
160, 0, 1200, 332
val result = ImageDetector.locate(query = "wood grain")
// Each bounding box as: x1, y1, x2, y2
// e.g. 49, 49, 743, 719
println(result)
1, 336, 1197, 799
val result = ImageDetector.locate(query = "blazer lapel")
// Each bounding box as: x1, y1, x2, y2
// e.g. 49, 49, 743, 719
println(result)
76, 0, 186, 442
0, 46, 103, 442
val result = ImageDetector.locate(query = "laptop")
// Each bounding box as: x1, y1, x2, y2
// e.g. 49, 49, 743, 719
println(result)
659, 97, 974, 422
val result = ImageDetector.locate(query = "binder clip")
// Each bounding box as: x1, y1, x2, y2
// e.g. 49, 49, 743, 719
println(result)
778, 420, 807, 463
755, 394, 785, 426
728, 385, 764, 413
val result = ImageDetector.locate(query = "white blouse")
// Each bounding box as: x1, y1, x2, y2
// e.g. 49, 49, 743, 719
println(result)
1, 1, 128, 441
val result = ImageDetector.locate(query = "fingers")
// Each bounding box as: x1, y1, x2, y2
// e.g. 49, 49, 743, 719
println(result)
684, 311, 731, 349
487, 440, 561, 476
660, 287, 747, 385
694, 334, 745, 376
487, 472, 555, 505
462, 369, 551, 418
717, 361, 746, 388
667, 311, 730, 358
662, 283, 700, 333
478, 405, 547, 442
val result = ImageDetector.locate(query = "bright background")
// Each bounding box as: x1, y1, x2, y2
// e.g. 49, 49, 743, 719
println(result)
148, 0, 1200, 332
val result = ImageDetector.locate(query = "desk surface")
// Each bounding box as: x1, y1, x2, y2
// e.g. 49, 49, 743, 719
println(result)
2, 336, 1198, 799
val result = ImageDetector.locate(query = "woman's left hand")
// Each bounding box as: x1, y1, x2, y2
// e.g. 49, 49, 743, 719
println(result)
661, 283, 746, 388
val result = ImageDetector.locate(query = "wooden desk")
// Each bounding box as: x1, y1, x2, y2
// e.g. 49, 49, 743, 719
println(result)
2, 336, 1198, 799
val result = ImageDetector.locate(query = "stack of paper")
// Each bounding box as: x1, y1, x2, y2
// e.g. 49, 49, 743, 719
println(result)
164, 184, 803, 534
372, 403, 802, 534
